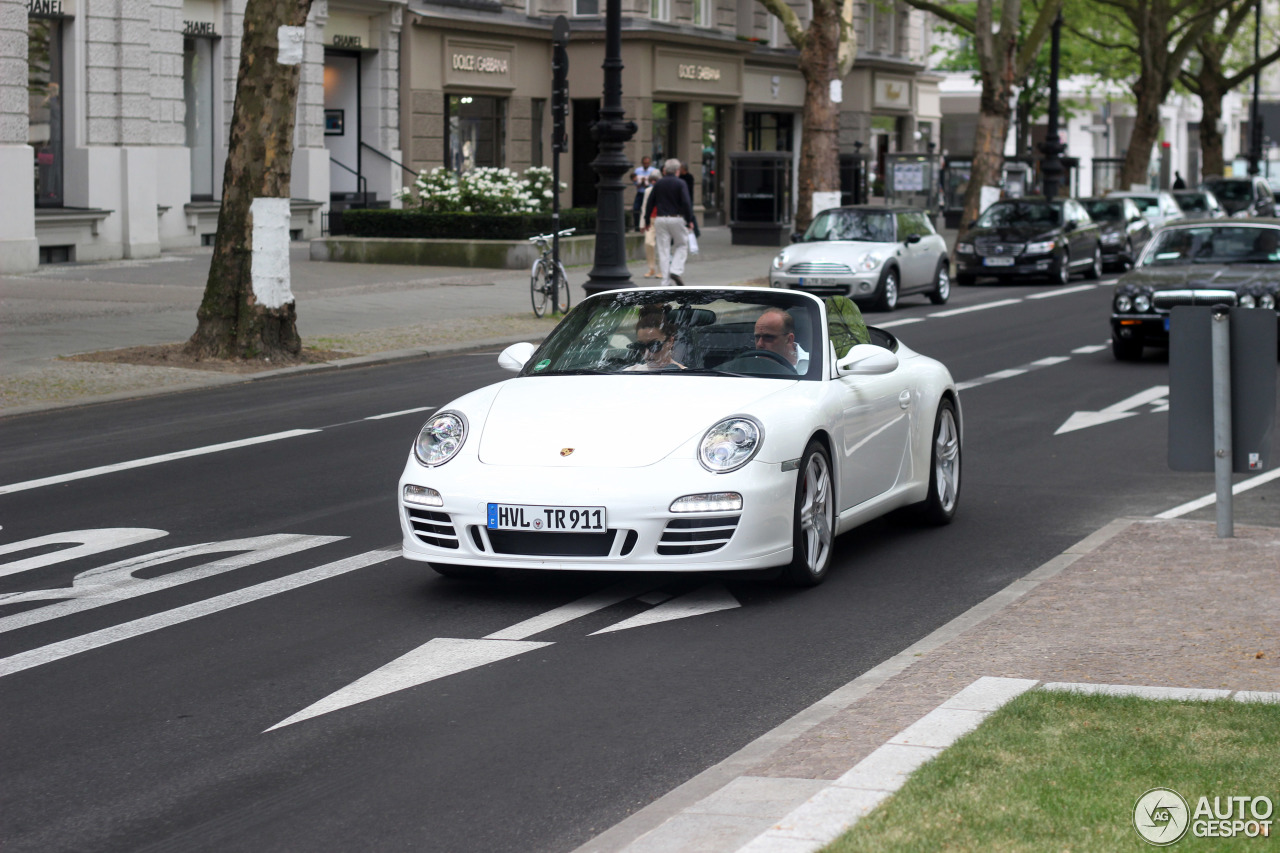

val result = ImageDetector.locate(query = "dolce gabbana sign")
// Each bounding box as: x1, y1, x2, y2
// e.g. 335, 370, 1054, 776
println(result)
443, 38, 515, 89
654, 49, 740, 97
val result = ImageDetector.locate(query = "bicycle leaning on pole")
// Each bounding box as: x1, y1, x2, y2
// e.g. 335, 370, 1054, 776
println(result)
528, 227, 574, 317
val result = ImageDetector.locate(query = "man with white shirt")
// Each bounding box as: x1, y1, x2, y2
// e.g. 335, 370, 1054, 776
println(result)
754, 308, 809, 373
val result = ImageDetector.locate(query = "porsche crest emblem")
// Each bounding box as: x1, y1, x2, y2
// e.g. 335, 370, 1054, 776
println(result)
560, 448, 574, 457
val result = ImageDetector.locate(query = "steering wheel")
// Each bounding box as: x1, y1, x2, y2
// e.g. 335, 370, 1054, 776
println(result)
734, 348, 797, 372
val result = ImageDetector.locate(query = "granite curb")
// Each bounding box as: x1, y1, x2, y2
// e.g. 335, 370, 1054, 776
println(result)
578, 516, 1280, 852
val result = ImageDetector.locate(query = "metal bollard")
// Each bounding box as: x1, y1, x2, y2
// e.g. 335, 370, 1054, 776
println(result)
1210, 305, 1233, 538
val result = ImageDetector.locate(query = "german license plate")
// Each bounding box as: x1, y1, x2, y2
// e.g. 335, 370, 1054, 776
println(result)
1164, 316, 1171, 331
487, 503, 607, 533
984, 257, 1015, 267
798, 277, 837, 286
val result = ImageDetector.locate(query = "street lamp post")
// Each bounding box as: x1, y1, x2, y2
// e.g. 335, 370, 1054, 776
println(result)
1248, 0, 1262, 176
1039, 11, 1065, 200
582, 0, 637, 297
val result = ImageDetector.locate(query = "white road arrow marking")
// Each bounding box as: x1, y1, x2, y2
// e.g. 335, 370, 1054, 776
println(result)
1055, 385, 1169, 435
590, 583, 740, 635
266, 637, 552, 731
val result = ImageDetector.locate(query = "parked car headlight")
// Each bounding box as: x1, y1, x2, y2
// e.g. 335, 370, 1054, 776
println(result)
1239, 293, 1256, 308
414, 412, 468, 467
956, 242, 974, 254
1133, 293, 1152, 313
1024, 240, 1056, 255
1115, 294, 1133, 312
699, 417, 763, 473
857, 252, 885, 271
1260, 293, 1276, 309
772, 252, 788, 270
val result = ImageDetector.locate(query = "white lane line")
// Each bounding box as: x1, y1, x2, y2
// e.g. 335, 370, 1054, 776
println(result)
1072, 344, 1108, 354
591, 582, 740, 635
0, 429, 320, 497
365, 406, 436, 420
1155, 468, 1280, 519
1027, 284, 1098, 299
875, 318, 925, 329
1030, 356, 1071, 367
483, 578, 656, 640
0, 548, 399, 679
928, 298, 1023, 318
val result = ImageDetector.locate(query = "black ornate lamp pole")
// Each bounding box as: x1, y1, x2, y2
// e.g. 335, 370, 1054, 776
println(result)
1038, 11, 1065, 200
1247, 0, 1262, 176
583, 0, 638, 297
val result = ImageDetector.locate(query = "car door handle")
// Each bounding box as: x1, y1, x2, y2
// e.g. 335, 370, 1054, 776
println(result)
899, 390, 912, 409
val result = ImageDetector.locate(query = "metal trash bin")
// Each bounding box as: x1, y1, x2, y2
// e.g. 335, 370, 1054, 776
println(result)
729, 152, 793, 246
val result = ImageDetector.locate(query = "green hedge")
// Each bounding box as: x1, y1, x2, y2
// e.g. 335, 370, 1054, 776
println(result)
340, 208, 598, 240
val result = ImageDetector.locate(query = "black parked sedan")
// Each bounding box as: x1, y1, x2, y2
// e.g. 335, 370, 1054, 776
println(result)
955, 197, 1103, 286
1081, 196, 1153, 270
1110, 219, 1280, 360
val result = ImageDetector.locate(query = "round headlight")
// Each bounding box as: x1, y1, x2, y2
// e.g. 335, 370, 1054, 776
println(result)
858, 252, 885, 271
956, 242, 974, 254
1134, 293, 1152, 313
1115, 294, 1133, 312
699, 417, 763, 473
1260, 293, 1276, 310
1239, 293, 1257, 308
414, 412, 468, 467
772, 252, 787, 270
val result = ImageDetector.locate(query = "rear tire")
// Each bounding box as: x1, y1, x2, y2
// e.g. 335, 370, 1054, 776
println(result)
929, 259, 951, 305
781, 441, 835, 587
530, 260, 549, 318
553, 262, 571, 314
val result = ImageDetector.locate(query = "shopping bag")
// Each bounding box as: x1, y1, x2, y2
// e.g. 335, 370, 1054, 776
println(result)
687, 231, 699, 255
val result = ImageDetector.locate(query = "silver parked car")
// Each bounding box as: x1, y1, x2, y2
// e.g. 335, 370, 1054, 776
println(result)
769, 206, 950, 311
1106, 190, 1186, 231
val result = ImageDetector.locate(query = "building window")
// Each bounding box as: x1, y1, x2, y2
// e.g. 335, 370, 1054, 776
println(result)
693, 0, 711, 27
702, 104, 725, 210
531, 98, 545, 168
652, 102, 676, 164
184, 38, 217, 200
870, 0, 895, 54
29, 17, 64, 208
744, 112, 793, 152
447, 95, 506, 173
573, 0, 599, 14
650, 0, 668, 22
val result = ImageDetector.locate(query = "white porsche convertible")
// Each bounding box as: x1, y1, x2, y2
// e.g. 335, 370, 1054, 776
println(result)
398, 287, 961, 586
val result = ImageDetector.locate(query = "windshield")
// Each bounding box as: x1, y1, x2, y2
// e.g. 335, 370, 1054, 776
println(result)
521, 290, 826, 380
1084, 201, 1123, 222
803, 210, 894, 242
1141, 225, 1280, 266
1173, 193, 1212, 213
1203, 180, 1250, 201
975, 202, 1061, 227
1123, 196, 1157, 212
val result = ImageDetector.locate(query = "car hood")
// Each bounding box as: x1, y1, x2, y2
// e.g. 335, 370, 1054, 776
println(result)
782, 239, 890, 265
1119, 265, 1275, 291
477, 375, 795, 468
967, 224, 1060, 242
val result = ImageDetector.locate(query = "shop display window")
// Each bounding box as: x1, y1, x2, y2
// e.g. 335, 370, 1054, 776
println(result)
184, 37, 217, 200
447, 95, 506, 173
29, 17, 64, 208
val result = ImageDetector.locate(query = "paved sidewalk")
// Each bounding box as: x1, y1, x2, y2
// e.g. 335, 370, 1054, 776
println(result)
0, 225, 779, 416
578, 516, 1280, 852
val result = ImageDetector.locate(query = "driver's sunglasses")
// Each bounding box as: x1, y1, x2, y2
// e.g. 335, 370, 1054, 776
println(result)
629, 338, 667, 354
754, 333, 779, 343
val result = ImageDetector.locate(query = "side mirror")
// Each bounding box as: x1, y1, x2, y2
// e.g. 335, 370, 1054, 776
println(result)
790, 232, 804, 243
498, 341, 537, 372
836, 344, 899, 376
904, 233, 922, 244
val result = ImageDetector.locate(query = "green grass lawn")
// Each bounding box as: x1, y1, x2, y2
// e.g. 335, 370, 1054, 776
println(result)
825, 689, 1280, 852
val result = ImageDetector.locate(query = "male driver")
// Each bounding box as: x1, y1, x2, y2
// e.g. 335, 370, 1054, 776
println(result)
754, 307, 808, 373
632, 157, 660, 230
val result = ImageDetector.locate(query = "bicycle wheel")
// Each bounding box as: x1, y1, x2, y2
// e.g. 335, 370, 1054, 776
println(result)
530, 260, 550, 318
553, 263, 571, 314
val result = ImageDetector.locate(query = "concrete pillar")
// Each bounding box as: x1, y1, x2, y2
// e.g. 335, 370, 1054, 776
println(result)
0, 0, 38, 271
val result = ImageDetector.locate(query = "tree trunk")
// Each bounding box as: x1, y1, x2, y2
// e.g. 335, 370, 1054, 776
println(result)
186, 0, 313, 360
958, 28, 1016, 238
1118, 76, 1164, 190
1197, 76, 1226, 179
794, 1, 841, 231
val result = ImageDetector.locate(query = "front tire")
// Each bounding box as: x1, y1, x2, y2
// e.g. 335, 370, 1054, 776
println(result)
917, 399, 961, 525
874, 267, 899, 311
1084, 245, 1103, 280
929, 259, 951, 305
530, 260, 549, 317
1053, 251, 1071, 285
553, 262, 571, 314
781, 440, 836, 586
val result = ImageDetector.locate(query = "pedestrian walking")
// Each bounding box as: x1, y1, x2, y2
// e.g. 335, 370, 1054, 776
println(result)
1172, 171, 1186, 189
631, 156, 660, 230
641, 159, 695, 286
639, 175, 659, 277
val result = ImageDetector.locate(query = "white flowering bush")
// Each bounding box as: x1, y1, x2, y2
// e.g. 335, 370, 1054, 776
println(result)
396, 166, 567, 215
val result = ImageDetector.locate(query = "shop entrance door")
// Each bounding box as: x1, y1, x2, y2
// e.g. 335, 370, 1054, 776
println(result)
324, 51, 363, 203
702, 105, 726, 223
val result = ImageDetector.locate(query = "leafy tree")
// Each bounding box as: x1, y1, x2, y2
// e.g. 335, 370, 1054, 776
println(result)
185, 0, 315, 361
1067, 0, 1230, 191
755, 0, 859, 229
1179, 0, 1280, 178
901, 0, 1063, 233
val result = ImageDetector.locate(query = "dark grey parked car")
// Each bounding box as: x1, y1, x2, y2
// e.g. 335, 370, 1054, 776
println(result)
955, 197, 1103, 286
1200, 176, 1276, 218
1081, 196, 1153, 270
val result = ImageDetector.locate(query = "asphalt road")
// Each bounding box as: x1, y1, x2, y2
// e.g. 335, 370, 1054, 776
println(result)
2, 274, 1276, 853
